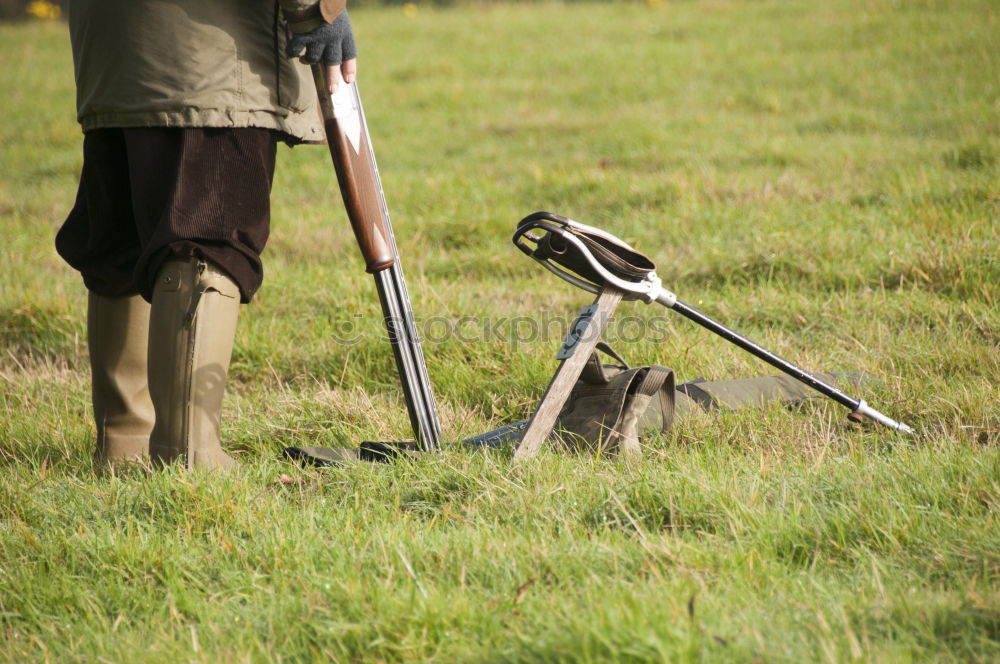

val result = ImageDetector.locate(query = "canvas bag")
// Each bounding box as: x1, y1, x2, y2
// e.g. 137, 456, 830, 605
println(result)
553, 343, 675, 458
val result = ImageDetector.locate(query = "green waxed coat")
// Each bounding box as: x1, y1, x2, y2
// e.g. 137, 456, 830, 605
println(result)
67, 0, 346, 142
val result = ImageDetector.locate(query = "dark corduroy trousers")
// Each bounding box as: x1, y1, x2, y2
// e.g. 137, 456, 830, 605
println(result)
57, 127, 278, 303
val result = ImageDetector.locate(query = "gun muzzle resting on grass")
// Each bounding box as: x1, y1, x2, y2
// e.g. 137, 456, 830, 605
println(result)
312, 67, 442, 451
513, 211, 915, 435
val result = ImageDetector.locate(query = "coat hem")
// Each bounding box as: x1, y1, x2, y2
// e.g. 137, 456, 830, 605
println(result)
78, 107, 325, 143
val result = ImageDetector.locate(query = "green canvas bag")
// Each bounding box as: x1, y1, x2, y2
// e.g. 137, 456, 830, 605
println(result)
551, 344, 872, 458
553, 343, 676, 458
674, 372, 871, 414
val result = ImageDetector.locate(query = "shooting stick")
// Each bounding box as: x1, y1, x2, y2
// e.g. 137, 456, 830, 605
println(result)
313, 68, 442, 451
513, 211, 915, 436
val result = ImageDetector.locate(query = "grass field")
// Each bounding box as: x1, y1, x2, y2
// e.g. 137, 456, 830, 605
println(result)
1, 0, 998, 661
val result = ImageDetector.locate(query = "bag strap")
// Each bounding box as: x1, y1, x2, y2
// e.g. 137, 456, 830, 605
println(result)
579, 342, 631, 385
633, 365, 676, 434
595, 341, 629, 368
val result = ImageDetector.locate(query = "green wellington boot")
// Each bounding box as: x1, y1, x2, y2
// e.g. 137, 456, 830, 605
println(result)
89, 293, 155, 467
148, 258, 241, 471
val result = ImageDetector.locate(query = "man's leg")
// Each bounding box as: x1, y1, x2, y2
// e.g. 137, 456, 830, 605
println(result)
57, 129, 155, 467
126, 127, 278, 470
147, 258, 241, 470
88, 293, 155, 466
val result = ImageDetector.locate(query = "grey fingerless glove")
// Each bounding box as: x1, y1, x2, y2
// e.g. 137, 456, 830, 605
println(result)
286, 11, 357, 66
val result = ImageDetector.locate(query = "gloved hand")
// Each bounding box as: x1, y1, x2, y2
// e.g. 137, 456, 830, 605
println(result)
287, 11, 357, 93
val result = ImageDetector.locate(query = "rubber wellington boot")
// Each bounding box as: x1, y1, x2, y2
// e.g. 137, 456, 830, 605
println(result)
147, 258, 240, 471
88, 293, 155, 466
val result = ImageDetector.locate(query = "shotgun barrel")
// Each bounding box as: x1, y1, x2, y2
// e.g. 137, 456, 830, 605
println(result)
313, 69, 442, 451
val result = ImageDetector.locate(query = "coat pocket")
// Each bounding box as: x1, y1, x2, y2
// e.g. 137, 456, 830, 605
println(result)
274, 21, 315, 114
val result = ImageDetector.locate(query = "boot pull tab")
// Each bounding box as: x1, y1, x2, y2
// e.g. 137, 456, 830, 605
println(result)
184, 260, 239, 326
184, 261, 210, 327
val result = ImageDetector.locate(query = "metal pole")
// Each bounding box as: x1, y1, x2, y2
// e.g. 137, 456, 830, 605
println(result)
656, 295, 914, 434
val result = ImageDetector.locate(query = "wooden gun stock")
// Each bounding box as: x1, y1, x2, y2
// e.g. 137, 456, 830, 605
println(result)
312, 68, 394, 272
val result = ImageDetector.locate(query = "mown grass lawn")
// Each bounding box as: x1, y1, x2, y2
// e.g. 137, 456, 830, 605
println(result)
1, 1, 998, 661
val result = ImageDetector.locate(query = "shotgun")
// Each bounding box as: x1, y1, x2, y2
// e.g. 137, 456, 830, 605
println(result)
312, 68, 442, 451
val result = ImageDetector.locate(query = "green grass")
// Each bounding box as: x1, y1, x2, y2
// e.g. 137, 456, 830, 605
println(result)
1, 0, 998, 660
